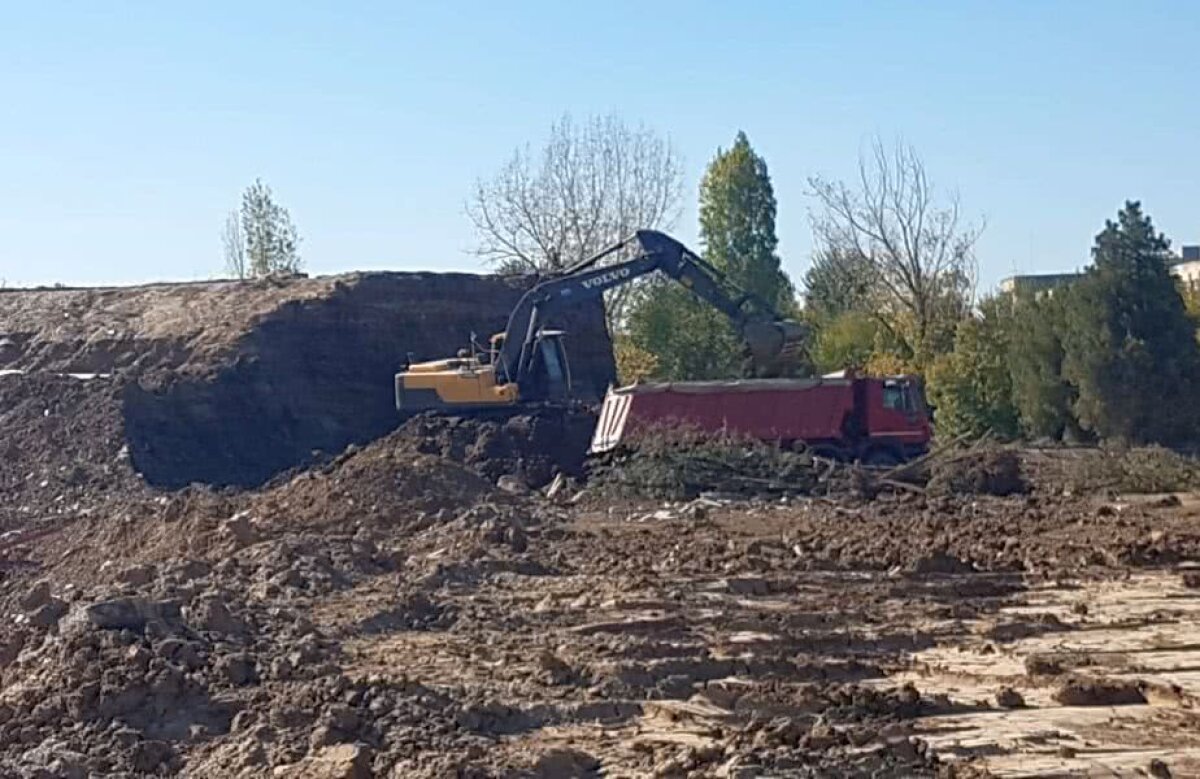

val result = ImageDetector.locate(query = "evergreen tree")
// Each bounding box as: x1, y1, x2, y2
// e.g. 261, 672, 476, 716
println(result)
1008, 292, 1077, 440
240, 179, 302, 277
698, 131, 793, 309
1062, 201, 1200, 444
626, 132, 796, 380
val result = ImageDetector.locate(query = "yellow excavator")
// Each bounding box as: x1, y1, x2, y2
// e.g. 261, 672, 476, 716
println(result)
395, 230, 809, 413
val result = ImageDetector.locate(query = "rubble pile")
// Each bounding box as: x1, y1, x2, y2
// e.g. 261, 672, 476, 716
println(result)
927, 446, 1028, 497
588, 426, 818, 500
394, 408, 596, 489
0, 373, 151, 538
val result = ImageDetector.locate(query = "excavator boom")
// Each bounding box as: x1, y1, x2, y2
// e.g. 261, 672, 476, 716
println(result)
496, 230, 809, 390
396, 231, 810, 413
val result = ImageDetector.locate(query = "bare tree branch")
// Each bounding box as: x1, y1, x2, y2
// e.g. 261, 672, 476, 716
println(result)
221, 210, 247, 280
808, 138, 981, 363
467, 113, 683, 330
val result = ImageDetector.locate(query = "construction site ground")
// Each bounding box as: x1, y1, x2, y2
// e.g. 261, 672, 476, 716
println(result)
2, 279, 1200, 778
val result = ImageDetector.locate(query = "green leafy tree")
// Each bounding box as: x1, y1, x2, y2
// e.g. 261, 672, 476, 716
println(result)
1062, 201, 1200, 444
627, 284, 740, 380
698, 131, 793, 309
1008, 292, 1078, 440
925, 296, 1020, 439
240, 179, 302, 277
626, 132, 795, 380
811, 311, 882, 374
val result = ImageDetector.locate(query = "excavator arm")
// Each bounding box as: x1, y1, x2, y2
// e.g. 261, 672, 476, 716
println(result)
496, 230, 810, 394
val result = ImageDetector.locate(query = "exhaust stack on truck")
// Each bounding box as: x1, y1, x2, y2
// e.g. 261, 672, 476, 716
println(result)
591, 375, 931, 465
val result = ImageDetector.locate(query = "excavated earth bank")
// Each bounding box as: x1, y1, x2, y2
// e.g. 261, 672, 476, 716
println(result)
0, 273, 615, 489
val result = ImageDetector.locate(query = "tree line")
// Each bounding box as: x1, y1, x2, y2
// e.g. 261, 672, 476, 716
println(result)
928, 201, 1200, 446
470, 113, 1200, 448
223, 114, 1200, 449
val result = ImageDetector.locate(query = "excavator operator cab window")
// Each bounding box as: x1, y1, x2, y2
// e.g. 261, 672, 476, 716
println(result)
527, 331, 572, 401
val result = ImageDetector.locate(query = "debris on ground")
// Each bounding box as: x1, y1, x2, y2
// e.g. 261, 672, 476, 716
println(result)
4, 280, 1200, 776
588, 426, 817, 500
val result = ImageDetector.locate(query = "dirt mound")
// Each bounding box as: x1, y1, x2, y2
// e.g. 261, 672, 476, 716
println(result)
743, 490, 1200, 574
928, 447, 1027, 497
3, 273, 615, 490
395, 409, 596, 489
251, 433, 499, 528
588, 427, 817, 500
0, 373, 149, 535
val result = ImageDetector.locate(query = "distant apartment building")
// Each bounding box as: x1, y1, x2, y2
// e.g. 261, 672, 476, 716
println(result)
1000, 245, 1200, 295
998, 272, 1081, 296
1177, 246, 1200, 291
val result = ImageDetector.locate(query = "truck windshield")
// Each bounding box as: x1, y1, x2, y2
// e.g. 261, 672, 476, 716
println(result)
882, 384, 905, 410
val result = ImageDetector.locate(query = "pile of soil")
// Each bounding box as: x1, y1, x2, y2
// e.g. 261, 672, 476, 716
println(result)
764, 491, 1200, 574
395, 409, 596, 489
928, 447, 1028, 497
251, 434, 500, 529
3, 273, 615, 490
0, 373, 149, 535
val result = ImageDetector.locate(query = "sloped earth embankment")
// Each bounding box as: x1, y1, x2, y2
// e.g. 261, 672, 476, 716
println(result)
0, 272, 614, 491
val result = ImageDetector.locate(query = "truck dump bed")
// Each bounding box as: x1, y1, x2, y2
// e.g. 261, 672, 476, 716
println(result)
590, 378, 855, 453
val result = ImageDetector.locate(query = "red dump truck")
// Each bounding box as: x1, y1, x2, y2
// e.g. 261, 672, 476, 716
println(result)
590, 375, 931, 464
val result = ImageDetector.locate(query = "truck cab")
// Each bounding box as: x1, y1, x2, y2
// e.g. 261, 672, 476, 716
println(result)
856, 376, 930, 463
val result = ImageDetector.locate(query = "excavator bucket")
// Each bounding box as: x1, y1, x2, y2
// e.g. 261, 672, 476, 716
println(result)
741, 320, 812, 378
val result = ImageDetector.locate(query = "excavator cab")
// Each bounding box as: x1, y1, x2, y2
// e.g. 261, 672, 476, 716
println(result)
521, 330, 572, 403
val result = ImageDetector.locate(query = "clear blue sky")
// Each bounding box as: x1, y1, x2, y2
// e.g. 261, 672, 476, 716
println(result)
2, 1, 1197, 291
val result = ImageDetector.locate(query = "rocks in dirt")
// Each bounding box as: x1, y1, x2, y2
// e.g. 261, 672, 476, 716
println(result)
74, 596, 180, 632
222, 511, 261, 547
530, 748, 601, 777
908, 551, 974, 575
496, 474, 530, 495
273, 743, 374, 779
115, 564, 157, 587
185, 596, 247, 635
1051, 678, 1146, 706
1149, 758, 1174, 778
980, 613, 1067, 643
397, 409, 598, 489
995, 687, 1025, 708
0, 634, 26, 669
28, 597, 68, 629
20, 580, 53, 611
536, 651, 578, 686
218, 653, 259, 686
1024, 651, 1094, 677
